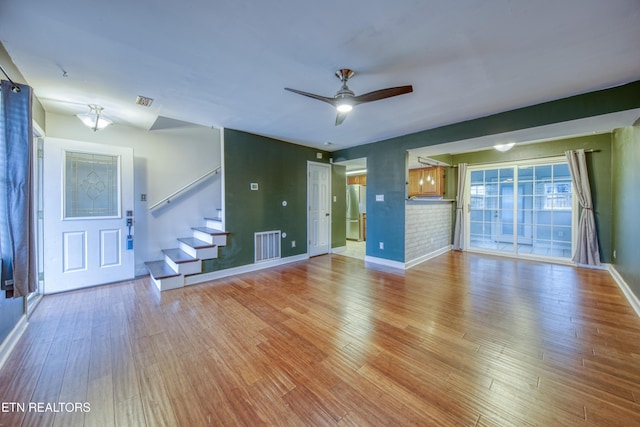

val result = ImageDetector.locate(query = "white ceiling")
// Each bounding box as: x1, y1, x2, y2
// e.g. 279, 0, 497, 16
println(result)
1, 0, 639, 152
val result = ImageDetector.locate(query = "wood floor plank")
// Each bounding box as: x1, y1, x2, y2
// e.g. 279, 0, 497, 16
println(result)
1, 252, 640, 426
114, 395, 146, 427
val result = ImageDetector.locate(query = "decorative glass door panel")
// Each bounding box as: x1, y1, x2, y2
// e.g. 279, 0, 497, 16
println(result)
64, 151, 119, 219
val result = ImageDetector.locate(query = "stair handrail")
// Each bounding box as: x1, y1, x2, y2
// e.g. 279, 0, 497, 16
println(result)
149, 166, 221, 211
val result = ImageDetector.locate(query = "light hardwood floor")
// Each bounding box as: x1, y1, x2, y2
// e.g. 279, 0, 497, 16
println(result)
1, 252, 640, 426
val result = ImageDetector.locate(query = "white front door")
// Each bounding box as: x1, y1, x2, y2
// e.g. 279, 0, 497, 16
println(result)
43, 138, 134, 294
308, 162, 331, 256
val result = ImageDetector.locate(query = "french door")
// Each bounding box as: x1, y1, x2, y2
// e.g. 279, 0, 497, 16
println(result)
467, 159, 575, 260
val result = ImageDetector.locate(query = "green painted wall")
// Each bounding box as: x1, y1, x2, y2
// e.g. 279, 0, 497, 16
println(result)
203, 129, 329, 271
365, 149, 407, 262
451, 133, 613, 263
334, 81, 640, 264
611, 126, 640, 298
331, 165, 347, 248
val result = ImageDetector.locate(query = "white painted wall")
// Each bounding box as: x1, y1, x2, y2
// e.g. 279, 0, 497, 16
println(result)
44, 112, 222, 276
405, 201, 452, 264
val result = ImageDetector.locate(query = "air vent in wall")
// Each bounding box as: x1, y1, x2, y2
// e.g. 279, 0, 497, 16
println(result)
255, 230, 281, 263
135, 95, 154, 107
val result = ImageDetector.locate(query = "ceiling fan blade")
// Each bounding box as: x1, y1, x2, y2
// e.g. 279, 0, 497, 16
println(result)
284, 88, 336, 105
335, 111, 348, 126
352, 85, 413, 105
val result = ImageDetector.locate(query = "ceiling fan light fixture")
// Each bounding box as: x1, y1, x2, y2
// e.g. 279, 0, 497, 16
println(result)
336, 102, 353, 113
493, 142, 515, 152
77, 104, 112, 131
285, 68, 413, 126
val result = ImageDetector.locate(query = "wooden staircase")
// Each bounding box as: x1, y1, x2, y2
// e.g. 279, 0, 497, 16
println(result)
145, 216, 229, 291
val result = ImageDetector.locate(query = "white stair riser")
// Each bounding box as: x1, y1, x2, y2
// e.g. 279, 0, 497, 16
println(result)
206, 219, 224, 231
179, 242, 218, 260
164, 255, 202, 275
150, 274, 184, 291
193, 230, 227, 246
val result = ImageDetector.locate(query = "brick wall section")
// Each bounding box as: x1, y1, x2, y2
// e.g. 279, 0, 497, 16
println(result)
405, 202, 453, 263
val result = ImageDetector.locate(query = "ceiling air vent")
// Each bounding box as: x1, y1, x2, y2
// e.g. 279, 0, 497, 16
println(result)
135, 95, 154, 107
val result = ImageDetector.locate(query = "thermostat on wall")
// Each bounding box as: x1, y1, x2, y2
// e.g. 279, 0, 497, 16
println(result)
250, 183, 259, 191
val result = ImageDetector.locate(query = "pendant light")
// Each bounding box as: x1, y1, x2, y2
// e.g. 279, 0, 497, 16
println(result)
76, 104, 112, 131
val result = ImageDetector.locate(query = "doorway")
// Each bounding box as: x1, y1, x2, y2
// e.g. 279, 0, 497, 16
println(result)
335, 158, 367, 260
467, 159, 575, 260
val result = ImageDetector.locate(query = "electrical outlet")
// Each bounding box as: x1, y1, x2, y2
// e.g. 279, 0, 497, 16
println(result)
140, 193, 147, 201
613, 250, 617, 259
379, 242, 384, 250
291, 240, 296, 248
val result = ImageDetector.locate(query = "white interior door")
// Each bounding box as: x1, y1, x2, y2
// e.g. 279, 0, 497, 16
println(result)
43, 138, 134, 294
308, 162, 331, 257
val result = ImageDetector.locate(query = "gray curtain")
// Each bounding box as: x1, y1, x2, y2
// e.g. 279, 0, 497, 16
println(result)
1, 80, 36, 297
452, 163, 468, 250
565, 149, 600, 266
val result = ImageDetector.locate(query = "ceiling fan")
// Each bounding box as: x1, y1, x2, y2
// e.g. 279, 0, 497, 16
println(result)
285, 69, 413, 126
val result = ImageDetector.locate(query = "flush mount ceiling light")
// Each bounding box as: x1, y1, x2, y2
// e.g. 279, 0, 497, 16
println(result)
76, 104, 112, 131
493, 142, 515, 152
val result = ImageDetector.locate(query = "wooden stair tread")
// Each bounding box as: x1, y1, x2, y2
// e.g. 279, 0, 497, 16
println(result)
178, 237, 216, 249
162, 248, 199, 264
191, 227, 231, 236
145, 261, 180, 279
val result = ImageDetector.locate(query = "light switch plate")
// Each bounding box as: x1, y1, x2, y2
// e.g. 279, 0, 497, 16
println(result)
250, 183, 259, 191
376, 194, 384, 202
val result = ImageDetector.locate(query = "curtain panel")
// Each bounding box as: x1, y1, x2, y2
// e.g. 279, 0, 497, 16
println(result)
1, 80, 36, 297
565, 149, 601, 266
452, 163, 468, 251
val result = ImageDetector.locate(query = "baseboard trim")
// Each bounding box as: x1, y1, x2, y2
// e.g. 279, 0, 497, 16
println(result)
331, 246, 347, 254
0, 315, 28, 371
185, 253, 310, 286
608, 265, 640, 318
364, 256, 405, 270
405, 246, 451, 270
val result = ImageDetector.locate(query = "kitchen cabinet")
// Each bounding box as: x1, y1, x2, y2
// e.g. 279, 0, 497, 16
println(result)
407, 166, 445, 197
347, 174, 367, 185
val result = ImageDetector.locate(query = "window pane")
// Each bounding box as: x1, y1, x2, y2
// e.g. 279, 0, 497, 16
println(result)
499, 168, 514, 182
535, 165, 552, 180
553, 163, 571, 179
536, 225, 552, 240
470, 222, 483, 235
536, 211, 552, 225
485, 169, 499, 183
553, 226, 571, 242
519, 181, 533, 196
554, 211, 572, 226
471, 170, 484, 184
519, 166, 534, 181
